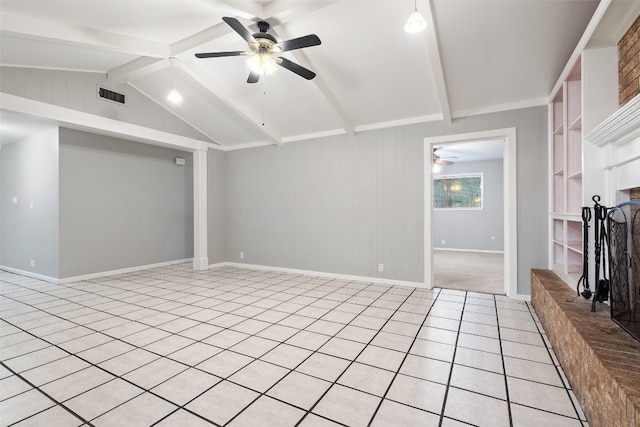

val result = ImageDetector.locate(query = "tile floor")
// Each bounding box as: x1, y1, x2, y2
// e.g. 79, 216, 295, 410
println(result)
0, 264, 589, 426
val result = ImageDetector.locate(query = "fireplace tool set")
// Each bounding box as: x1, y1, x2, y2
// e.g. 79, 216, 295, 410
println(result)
575, 195, 640, 341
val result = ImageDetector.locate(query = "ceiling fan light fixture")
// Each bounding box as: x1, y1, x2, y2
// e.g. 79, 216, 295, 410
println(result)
247, 53, 277, 75
405, 10, 427, 33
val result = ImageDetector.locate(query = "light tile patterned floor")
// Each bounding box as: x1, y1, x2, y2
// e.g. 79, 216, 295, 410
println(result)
0, 264, 589, 426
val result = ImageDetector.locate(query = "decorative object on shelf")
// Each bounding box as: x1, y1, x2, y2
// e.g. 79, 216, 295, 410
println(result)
404, 0, 427, 34
195, 17, 321, 83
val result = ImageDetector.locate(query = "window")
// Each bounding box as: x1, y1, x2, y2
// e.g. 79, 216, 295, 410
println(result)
433, 173, 483, 209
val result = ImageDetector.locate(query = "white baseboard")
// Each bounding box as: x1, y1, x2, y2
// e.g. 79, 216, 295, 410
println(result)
1, 259, 193, 285
433, 247, 505, 254
57, 259, 193, 284
2, 260, 530, 301
212, 262, 426, 289
0, 266, 59, 284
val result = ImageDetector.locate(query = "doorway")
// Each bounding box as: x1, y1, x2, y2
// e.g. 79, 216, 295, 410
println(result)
424, 128, 518, 297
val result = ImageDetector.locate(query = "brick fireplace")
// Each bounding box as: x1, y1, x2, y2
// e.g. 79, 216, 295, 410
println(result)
531, 270, 640, 427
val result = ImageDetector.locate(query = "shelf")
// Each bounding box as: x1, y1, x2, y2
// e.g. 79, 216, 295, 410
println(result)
568, 170, 582, 179
549, 55, 583, 285
567, 244, 583, 254
568, 115, 582, 131
553, 124, 564, 135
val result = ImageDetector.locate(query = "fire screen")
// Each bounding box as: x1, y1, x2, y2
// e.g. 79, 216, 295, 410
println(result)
608, 204, 640, 342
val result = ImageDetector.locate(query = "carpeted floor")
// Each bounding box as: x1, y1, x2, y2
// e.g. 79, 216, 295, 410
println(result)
434, 250, 504, 295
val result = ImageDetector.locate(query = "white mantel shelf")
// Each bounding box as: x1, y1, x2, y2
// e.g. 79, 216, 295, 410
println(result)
585, 93, 640, 147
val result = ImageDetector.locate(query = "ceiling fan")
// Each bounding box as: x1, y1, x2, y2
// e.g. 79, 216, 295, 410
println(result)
195, 17, 321, 84
433, 146, 458, 165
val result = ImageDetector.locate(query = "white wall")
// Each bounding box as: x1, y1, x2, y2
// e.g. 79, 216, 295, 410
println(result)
0, 127, 60, 278
433, 159, 504, 252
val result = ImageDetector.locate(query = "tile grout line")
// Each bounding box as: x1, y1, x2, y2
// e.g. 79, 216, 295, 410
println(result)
495, 296, 514, 427
364, 288, 449, 426
293, 285, 441, 426
524, 301, 590, 426
0, 360, 95, 427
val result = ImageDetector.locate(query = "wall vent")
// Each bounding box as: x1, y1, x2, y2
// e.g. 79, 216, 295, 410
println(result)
97, 86, 126, 105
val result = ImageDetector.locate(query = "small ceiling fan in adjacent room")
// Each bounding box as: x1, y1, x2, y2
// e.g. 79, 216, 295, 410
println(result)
433, 146, 458, 165
195, 17, 321, 83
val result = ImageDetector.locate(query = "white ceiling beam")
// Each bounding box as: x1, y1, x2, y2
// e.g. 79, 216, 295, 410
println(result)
180, 60, 283, 146
0, 11, 169, 58
424, 1, 452, 124
273, 26, 354, 136
107, 57, 169, 84
264, 0, 338, 24
204, 0, 264, 20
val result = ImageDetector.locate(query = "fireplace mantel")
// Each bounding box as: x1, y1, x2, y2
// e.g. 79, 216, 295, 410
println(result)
586, 94, 640, 148
584, 94, 640, 202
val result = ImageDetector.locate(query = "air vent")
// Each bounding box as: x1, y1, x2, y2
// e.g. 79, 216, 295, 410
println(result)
97, 86, 126, 105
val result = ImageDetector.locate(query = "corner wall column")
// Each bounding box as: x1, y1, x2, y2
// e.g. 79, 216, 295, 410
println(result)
193, 147, 208, 270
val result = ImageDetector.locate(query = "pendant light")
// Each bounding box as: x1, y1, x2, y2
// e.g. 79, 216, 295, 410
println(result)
404, 0, 427, 34
167, 57, 183, 104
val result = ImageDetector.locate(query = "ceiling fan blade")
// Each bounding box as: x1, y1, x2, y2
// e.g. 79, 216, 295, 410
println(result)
247, 71, 260, 84
277, 34, 321, 52
195, 51, 246, 58
222, 16, 256, 44
277, 57, 316, 80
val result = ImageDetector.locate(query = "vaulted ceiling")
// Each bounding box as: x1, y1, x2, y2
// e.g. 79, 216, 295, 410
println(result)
0, 0, 628, 152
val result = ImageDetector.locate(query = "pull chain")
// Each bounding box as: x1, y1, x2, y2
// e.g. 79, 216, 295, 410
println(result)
261, 76, 267, 126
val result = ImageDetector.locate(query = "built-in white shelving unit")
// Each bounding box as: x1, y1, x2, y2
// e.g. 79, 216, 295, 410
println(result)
549, 59, 584, 285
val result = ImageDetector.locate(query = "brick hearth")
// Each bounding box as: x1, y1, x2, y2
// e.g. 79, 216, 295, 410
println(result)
531, 269, 640, 427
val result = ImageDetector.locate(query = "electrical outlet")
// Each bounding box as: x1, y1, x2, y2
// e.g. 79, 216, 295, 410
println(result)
240, 252, 244, 259
30, 201, 34, 209
441, 239, 445, 245
12, 197, 17, 205
378, 264, 384, 272
30, 260, 36, 268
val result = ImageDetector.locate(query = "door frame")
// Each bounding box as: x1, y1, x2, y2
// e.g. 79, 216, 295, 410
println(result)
424, 128, 518, 297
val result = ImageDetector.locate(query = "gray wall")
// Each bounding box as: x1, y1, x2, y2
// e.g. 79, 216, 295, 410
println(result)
0, 127, 60, 278
59, 128, 194, 278
224, 106, 548, 294
433, 159, 504, 252
0, 66, 211, 142
207, 148, 227, 264
226, 126, 424, 281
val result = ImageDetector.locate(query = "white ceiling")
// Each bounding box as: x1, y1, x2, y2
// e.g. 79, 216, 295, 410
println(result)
0, 0, 624, 155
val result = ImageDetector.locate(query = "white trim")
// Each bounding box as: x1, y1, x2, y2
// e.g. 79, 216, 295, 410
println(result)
193, 149, 208, 270
434, 248, 504, 254
213, 262, 427, 289
584, 94, 640, 147
1, 259, 192, 284
219, 140, 274, 152
281, 128, 347, 144
424, 128, 518, 298
451, 97, 548, 120
0, 93, 209, 152
355, 115, 443, 133
0, 266, 59, 284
